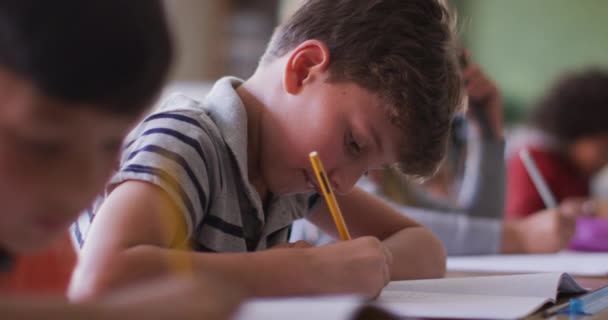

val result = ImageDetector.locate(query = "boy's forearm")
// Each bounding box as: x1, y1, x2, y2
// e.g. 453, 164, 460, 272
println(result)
188, 247, 318, 296
0, 298, 108, 320
383, 226, 447, 280
73, 245, 319, 299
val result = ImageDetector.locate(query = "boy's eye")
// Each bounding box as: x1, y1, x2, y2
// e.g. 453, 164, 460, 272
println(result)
345, 130, 362, 157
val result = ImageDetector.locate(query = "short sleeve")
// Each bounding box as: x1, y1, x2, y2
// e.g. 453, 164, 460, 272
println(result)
110, 106, 222, 236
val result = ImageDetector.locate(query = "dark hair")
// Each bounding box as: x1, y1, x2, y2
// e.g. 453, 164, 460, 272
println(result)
0, 0, 173, 114
261, 0, 463, 178
529, 68, 608, 144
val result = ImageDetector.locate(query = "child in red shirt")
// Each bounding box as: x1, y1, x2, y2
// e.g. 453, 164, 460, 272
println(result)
506, 69, 608, 218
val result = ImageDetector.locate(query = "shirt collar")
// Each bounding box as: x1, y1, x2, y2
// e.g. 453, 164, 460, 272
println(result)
202, 77, 314, 227
203, 77, 265, 218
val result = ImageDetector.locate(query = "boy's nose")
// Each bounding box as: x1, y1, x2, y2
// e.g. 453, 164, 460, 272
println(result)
330, 165, 366, 194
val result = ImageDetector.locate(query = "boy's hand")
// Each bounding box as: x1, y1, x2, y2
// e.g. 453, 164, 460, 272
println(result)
506, 206, 576, 253
308, 236, 392, 298
560, 197, 608, 219
595, 199, 608, 219
462, 62, 503, 139
101, 274, 244, 320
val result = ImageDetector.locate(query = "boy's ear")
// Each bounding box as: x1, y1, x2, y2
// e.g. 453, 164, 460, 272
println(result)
283, 40, 330, 95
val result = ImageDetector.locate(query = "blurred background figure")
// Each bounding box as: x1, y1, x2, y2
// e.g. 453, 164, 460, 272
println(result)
505, 69, 608, 251
506, 69, 608, 218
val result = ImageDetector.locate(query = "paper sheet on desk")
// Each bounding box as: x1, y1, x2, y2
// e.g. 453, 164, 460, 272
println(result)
447, 251, 608, 276
233, 273, 586, 320
233, 295, 365, 320
375, 273, 586, 320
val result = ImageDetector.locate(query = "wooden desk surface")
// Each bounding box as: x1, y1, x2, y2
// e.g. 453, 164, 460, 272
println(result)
447, 272, 608, 320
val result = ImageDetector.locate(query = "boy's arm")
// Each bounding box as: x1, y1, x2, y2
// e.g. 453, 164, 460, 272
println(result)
308, 187, 446, 280
0, 298, 105, 320
3, 274, 242, 320
387, 205, 504, 255
71, 181, 392, 299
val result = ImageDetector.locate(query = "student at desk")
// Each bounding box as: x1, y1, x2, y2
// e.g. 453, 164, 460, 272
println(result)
506, 69, 608, 218
72, 0, 463, 300
0, 1, 241, 319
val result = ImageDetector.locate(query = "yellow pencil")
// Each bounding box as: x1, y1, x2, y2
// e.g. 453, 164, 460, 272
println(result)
309, 151, 351, 240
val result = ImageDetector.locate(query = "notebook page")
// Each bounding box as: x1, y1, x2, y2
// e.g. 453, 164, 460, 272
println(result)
234, 295, 364, 320
374, 273, 586, 319
381, 273, 582, 298
376, 291, 551, 319
447, 251, 608, 276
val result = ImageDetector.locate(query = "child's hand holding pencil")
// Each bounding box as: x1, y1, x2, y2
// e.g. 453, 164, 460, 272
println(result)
306, 151, 392, 297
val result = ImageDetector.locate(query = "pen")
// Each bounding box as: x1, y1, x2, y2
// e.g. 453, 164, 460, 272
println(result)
568, 284, 608, 315
309, 151, 351, 240
519, 148, 558, 208
543, 285, 608, 317
543, 300, 570, 317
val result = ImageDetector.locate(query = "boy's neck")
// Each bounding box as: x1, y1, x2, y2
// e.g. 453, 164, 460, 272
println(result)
236, 78, 269, 202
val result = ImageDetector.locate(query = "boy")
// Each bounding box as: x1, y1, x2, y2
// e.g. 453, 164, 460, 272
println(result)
0, 1, 241, 318
72, 0, 463, 299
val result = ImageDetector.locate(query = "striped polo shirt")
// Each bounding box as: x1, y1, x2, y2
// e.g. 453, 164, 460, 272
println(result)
73, 77, 315, 252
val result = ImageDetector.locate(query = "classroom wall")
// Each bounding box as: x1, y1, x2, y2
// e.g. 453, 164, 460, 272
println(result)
164, 1, 230, 81
454, 0, 608, 122
278, 0, 305, 22
163, 0, 277, 81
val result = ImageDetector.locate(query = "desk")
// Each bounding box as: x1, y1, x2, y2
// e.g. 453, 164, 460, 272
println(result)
447, 272, 608, 320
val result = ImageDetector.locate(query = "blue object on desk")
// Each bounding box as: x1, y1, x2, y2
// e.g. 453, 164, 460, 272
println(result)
562, 285, 608, 315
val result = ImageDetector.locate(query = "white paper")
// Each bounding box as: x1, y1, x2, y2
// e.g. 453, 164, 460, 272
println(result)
233, 295, 364, 320
375, 273, 586, 319
447, 251, 608, 276
233, 273, 586, 320
378, 292, 550, 319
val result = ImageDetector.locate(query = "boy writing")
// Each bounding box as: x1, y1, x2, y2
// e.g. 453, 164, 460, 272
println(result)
72, 0, 463, 299
0, 1, 241, 318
